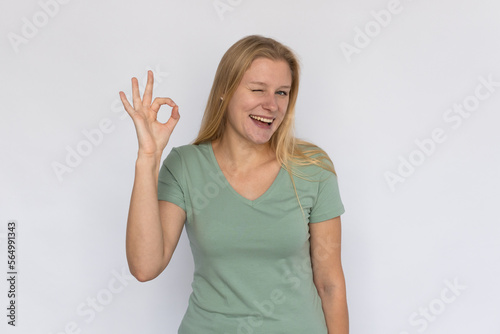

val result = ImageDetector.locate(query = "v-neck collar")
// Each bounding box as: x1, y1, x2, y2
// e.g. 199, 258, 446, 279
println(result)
205, 141, 284, 207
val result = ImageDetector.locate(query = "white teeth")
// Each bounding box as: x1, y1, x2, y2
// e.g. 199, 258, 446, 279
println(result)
250, 115, 273, 123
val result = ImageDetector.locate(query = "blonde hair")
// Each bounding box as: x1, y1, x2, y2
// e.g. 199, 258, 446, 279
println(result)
193, 35, 336, 224
193, 35, 337, 178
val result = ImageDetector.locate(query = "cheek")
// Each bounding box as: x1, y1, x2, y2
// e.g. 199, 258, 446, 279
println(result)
245, 96, 263, 110
229, 96, 259, 115
278, 102, 289, 118
275, 111, 288, 127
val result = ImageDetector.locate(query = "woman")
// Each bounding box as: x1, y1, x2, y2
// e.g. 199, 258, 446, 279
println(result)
120, 35, 349, 333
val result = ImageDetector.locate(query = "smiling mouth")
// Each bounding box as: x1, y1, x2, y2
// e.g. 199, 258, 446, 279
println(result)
249, 114, 274, 125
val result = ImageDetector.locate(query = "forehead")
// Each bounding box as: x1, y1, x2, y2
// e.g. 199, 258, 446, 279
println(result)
242, 58, 292, 85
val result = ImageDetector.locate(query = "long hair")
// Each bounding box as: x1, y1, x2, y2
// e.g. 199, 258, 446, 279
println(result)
193, 35, 336, 177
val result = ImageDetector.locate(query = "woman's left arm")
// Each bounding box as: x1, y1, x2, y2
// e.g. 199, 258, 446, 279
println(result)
310, 216, 349, 334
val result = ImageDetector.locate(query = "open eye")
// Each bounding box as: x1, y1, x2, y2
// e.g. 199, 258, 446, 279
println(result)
276, 91, 288, 96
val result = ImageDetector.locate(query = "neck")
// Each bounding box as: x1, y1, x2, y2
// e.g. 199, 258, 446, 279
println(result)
212, 134, 275, 172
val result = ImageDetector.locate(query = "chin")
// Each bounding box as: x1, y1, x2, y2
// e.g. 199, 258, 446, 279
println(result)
247, 135, 273, 146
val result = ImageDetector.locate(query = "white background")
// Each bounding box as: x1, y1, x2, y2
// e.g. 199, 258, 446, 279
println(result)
1, 0, 499, 333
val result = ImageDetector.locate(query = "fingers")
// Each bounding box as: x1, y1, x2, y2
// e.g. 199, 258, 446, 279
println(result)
121, 72, 177, 125
142, 70, 154, 106
131, 77, 141, 109
151, 97, 176, 113
163, 104, 180, 133
169, 104, 180, 121
119, 91, 135, 117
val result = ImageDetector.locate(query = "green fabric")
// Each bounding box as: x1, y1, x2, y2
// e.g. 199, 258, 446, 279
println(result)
158, 142, 345, 334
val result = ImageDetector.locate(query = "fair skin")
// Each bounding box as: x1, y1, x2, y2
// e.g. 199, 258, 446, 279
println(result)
211, 57, 291, 199
120, 58, 348, 333
310, 216, 350, 333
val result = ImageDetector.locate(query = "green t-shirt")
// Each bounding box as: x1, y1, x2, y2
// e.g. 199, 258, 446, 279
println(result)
157, 142, 345, 334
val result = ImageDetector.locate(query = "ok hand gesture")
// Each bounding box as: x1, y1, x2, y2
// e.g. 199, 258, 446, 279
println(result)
119, 70, 180, 159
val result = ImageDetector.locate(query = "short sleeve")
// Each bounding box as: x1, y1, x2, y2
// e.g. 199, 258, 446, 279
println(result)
308, 169, 345, 223
157, 148, 186, 211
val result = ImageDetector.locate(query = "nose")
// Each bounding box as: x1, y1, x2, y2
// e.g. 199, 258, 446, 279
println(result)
262, 91, 278, 112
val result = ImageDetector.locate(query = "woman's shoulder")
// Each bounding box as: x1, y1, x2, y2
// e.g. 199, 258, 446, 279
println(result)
165, 142, 212, 169
292, 140, 336, 176
296, 141, 329, 158
296, 141, 334, 165
170, 141, 211, 156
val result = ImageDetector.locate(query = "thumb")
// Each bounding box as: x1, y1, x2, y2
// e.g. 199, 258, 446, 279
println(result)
162, 104, 180, 133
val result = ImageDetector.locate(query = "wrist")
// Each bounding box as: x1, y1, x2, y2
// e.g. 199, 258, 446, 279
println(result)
136, 151, 162, 168
137, 148, 163, 159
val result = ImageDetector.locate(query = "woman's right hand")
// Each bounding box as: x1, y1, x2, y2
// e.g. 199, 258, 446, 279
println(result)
119, 70, 180, 159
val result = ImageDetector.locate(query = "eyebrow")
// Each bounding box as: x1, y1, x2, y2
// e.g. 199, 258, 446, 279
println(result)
248, 81, 291, 89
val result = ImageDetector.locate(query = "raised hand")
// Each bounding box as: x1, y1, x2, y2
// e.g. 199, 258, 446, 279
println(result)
119, 70, 180, 159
